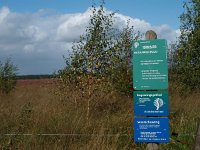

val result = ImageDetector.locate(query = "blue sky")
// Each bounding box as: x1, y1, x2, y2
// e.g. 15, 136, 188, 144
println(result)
0, 0, 185, 75
1, 0, 184, 28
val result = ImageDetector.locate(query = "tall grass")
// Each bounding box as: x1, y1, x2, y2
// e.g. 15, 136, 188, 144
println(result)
0, 80, 199, 149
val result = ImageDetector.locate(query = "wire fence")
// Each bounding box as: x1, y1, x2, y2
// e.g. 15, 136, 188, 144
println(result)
0, 132, 197, 147
1, 133, 132, 137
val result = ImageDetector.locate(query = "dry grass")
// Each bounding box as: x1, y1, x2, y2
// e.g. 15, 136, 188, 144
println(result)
0, 79, 199, 149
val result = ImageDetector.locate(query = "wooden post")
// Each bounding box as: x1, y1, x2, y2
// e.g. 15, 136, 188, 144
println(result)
194, 121, 200, 150
145, 30, 157, 40
146, 143, 159, 150
145, 30, 159, 150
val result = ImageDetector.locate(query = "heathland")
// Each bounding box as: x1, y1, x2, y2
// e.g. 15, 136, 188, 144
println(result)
0, 78, 199, 149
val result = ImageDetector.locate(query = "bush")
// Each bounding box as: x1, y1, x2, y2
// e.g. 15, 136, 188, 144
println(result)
59, 4, 137, 96
0, 58, 18, 94
175, 0, 200, 94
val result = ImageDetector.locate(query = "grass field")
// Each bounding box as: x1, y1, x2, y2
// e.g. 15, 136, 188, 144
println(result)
0, 79, 199, 149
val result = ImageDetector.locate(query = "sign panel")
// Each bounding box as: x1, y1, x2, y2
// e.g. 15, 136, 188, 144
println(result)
134, 91, 168, 116
134, 117, 169, 143
133, 39, 168, 90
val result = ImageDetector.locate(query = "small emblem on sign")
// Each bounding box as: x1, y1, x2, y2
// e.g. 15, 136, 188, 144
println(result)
134, 42, 139, 48
154, 98, 164, 110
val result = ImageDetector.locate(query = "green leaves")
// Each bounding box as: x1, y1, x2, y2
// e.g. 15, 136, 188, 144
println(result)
59, 3, 137, 96
69, 4, 115, 78
175, 0, 200, 93
0, 58, 18, 94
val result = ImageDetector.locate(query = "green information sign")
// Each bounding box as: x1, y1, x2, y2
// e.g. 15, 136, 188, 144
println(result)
133, 39, 168, 90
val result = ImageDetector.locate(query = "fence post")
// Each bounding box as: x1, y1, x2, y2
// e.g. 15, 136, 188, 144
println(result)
146, 143, 159, 150
145, 30, 159, 150
194, 121, 200, 150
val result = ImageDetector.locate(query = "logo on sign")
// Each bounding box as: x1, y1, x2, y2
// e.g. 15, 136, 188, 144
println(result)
134, 42, 139, 48
154, 98, 164, 110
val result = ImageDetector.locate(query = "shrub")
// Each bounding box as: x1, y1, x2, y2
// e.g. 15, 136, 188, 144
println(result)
0, 58, 18, 94
175, 0, 200, 94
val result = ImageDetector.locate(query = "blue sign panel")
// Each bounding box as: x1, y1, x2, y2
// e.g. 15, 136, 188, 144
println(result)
134, 91, 168, 117
134, 117, 169, 143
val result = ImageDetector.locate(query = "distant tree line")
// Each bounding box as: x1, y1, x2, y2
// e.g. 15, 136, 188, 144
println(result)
17, 75, 53, 80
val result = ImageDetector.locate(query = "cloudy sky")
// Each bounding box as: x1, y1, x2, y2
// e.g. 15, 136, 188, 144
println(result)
0, 0, 184, 75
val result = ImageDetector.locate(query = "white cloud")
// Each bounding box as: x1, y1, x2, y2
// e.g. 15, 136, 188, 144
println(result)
57, 8, 91, 42
24, 44, 35, 53
154, 24, 179, 42
114, 13, 179, 42
0, 6, 10, 23
0, 6, 180, 74
20, 25, 47, 42
114, 13, 151, 31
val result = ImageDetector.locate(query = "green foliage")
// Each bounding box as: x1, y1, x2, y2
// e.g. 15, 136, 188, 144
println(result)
70, 4, 115, 78
59, 3, 137, 95
0, 58, 18, 94
175, 0, 200, 93
108, 22, 135, 95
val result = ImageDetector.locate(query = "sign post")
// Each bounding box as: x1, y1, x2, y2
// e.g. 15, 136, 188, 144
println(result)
133, 31, 169, 149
